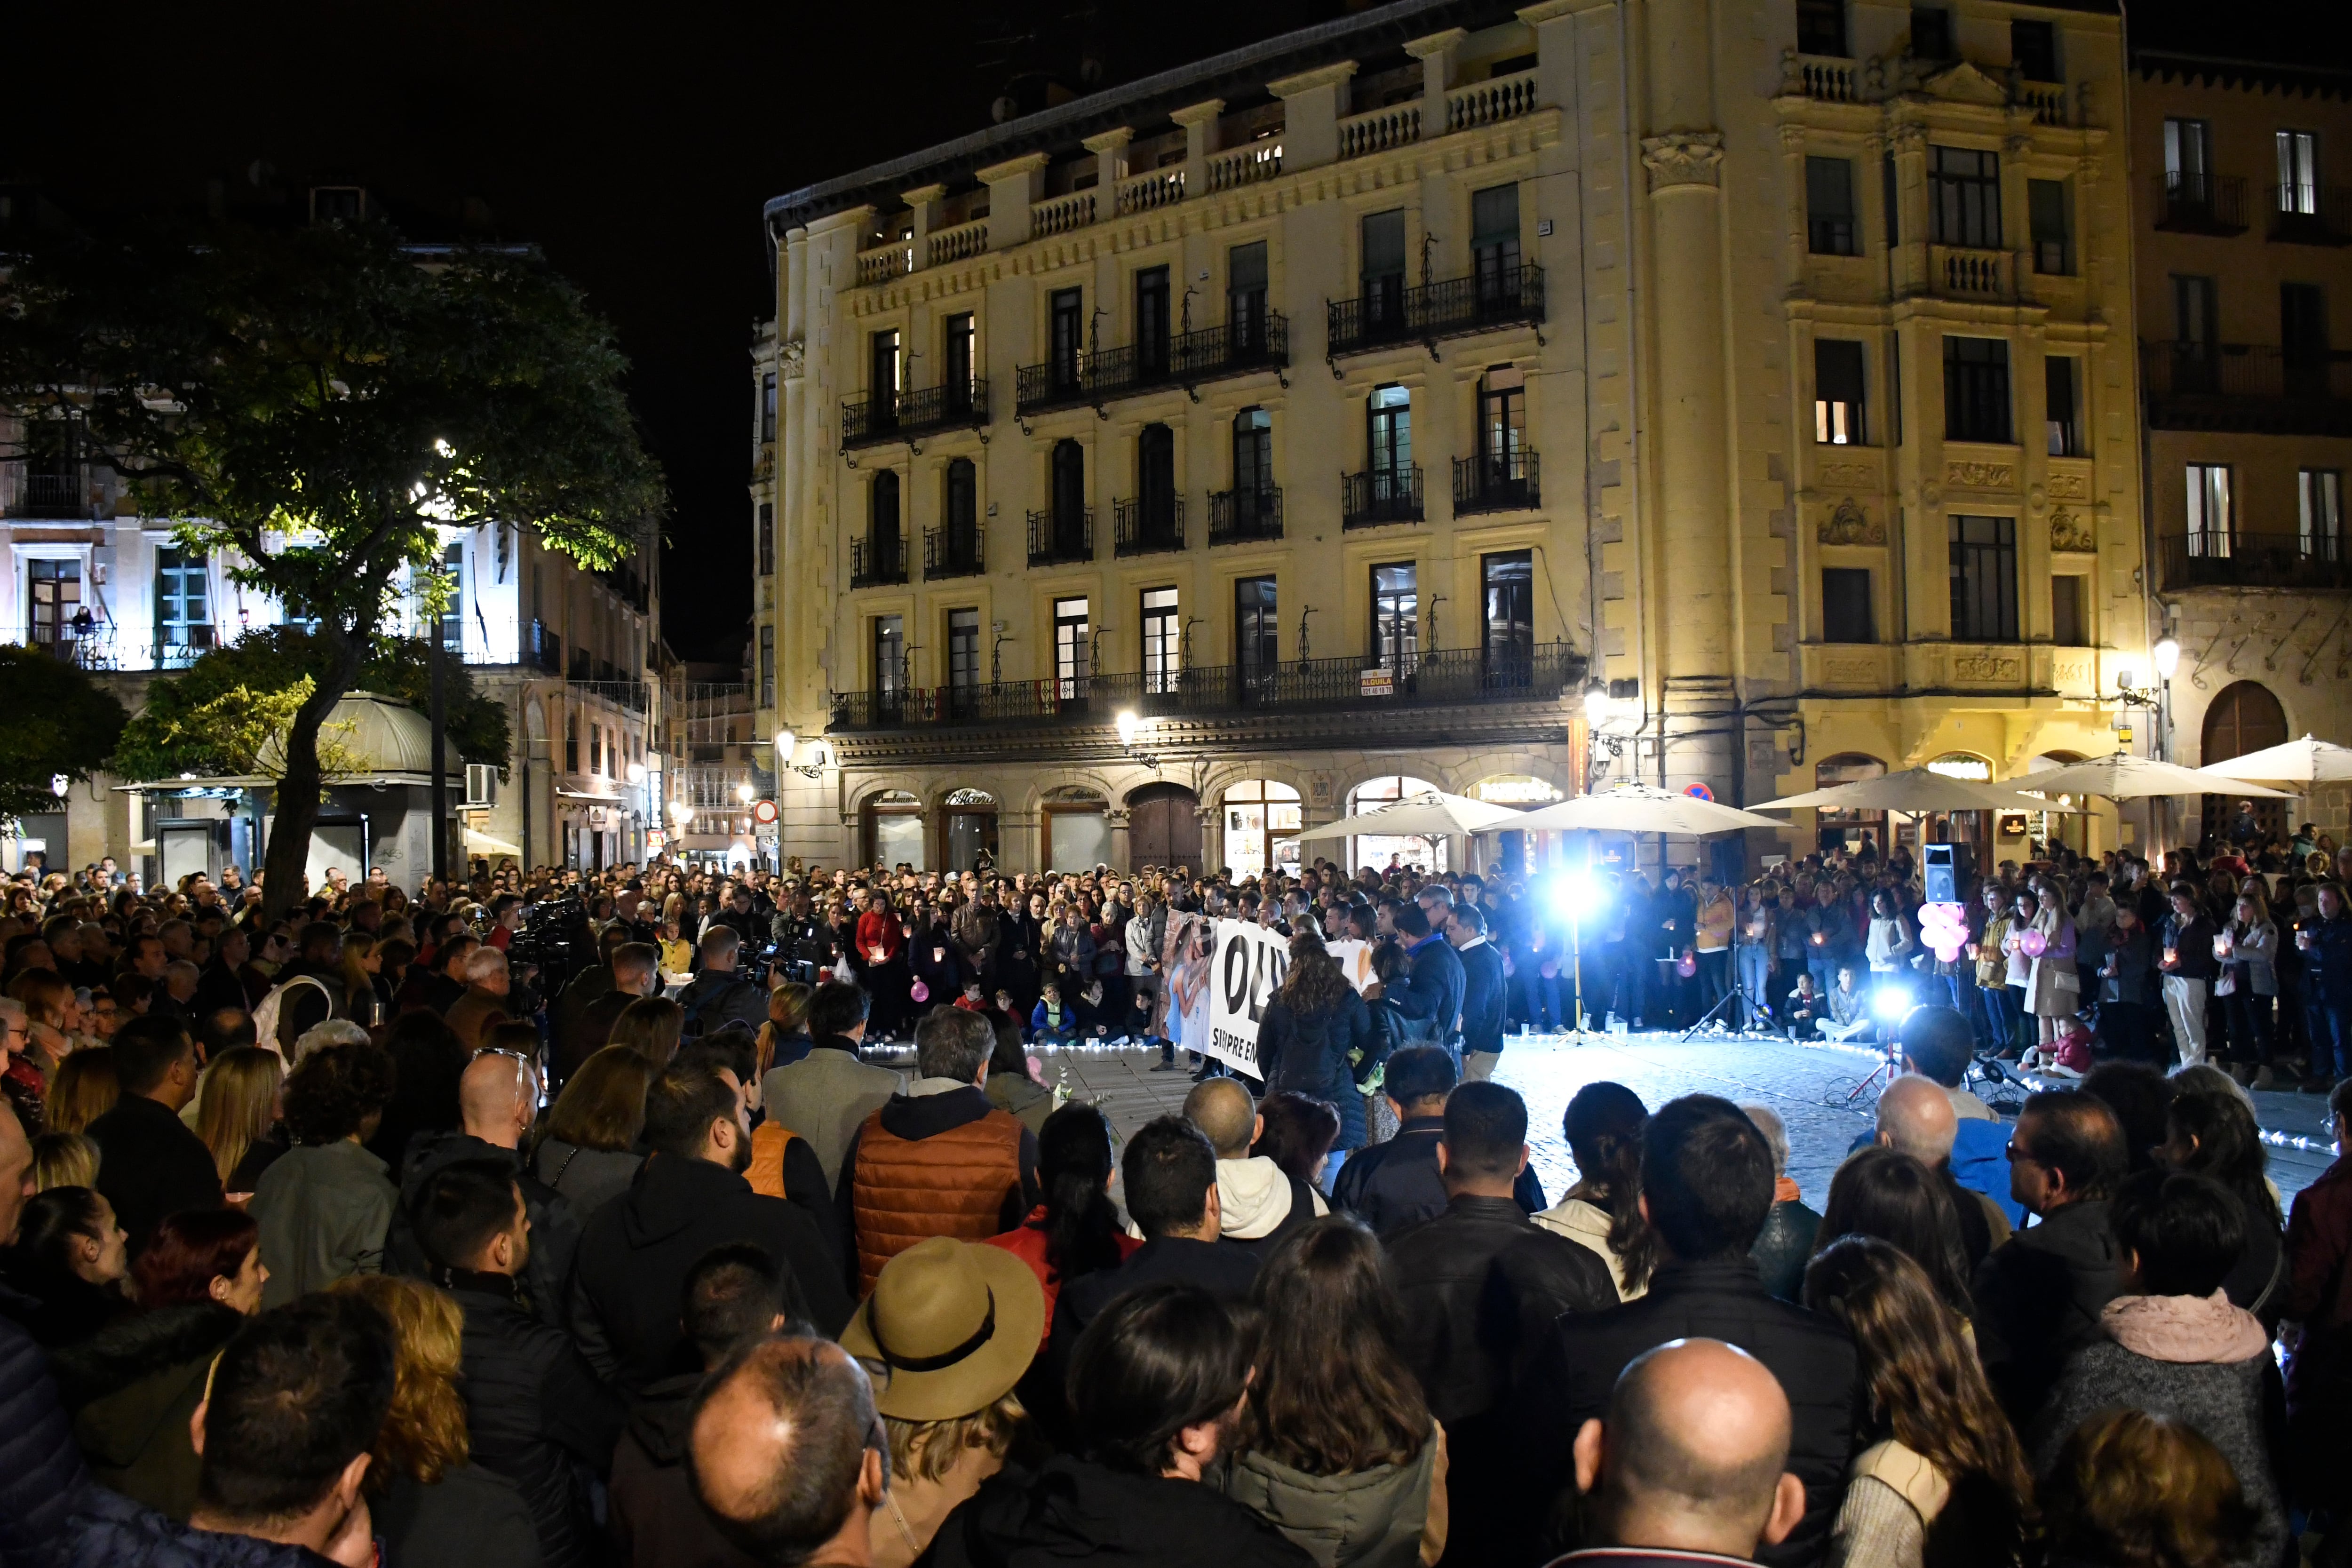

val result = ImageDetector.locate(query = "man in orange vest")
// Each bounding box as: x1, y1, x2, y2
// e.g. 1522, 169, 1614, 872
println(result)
838, 1006, 1038, 1297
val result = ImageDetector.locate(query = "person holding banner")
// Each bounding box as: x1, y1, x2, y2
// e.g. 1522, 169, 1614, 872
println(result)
1256, 933, 1379, 1169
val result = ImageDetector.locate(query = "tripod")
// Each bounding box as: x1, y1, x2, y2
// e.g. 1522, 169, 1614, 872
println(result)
1841, 1036, 1902, 1104
1678, 957, 1764, 1041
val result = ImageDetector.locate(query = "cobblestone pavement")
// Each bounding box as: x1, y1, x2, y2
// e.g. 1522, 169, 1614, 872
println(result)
989, 1029, 2337, 1209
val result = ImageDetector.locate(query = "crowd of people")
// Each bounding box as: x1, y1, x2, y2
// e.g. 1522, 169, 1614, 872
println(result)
0, 840, 2348, 1568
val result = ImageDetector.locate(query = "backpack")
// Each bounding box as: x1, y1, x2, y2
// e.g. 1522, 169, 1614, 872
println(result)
681, 974, 758, 1040
252, 974, 334, 1059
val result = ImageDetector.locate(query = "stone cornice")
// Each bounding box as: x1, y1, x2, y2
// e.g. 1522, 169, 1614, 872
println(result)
975, 151, 1051, 183
1268, 61, 1360, 98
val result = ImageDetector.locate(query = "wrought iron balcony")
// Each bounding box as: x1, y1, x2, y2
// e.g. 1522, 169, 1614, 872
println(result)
1454, 450, 1542, 515
923, 524, 985, 580
850, 533, 908, 588
16, 470, 90, 519
1342, 466, 1424, 528
840, 379, 990, 449
1327, 264, 1545, 358
2271, 185, 2352, 246
1027, 508, 1094, 567
2153, 173, 2248, 235
525, 619, 563, 673
1113, 496, 1185, 557
1208, 486, 1283, 546
830, 641, 1584, 731
2160, 532, 2352, 592
1014, 312, 1287, 415
2141, 341, 2352, 436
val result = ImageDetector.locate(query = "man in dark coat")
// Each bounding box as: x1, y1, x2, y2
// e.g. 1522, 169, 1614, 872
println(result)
0, 1099, 92, 1568
675, 927, 768, 1041
1332, 1047, 1544, 1233
1386, 1082, 1615, 1568
88, 1014, 222, 1254
1972, 1089, 2126, 1425
572, 1062, 850, 1392
1515, 1094, 1860, 1568
553, 942, 658, 1089
1450, 903, 1508, 1080
415, 1161, 627, 1568
1391, 903, 1465, 1052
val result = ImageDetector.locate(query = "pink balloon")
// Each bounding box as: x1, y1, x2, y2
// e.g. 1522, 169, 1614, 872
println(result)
2019, 929, 2048, 957
1932, 941, 1967, 963
909, 979, 930, 1003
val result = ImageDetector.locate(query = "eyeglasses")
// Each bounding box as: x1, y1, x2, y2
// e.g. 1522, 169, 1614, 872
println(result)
2003, 1143, 2041, 1165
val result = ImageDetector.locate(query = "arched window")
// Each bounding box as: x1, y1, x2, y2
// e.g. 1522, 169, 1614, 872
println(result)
2201, 681, 2290, 849
1346, 774, 1446, 873
864, 790, 924, 871
1222, 779, 1301, 881
1812, 753, 1887, 856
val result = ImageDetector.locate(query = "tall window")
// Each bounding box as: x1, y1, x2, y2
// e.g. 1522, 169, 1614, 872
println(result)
1909, 5, 1952, 60
155, 547, 212, 653
27, 560, 79, 645
1228, 241, 1269, 354
1796, 0, 1848, 57
1943, 337, 2012, 443
2186, 464, 2233, 557
869, 328, 900, 407
1050, 287, 1084, 393
439, 542, 465, 653
757, 502, 774, 574
948, 608, 980, 698
1137, 424, 1177, 537
1482, 551, 1534, 684
2045, 358, 2082, 457
870, 470, 901, 549
2011, 19, 2058, 81
942, 313, 976, 405
1947, 516, 2018, 642
2165, 118, 2213, 198
1478, 368, 1527, 470
1471, 184, 1522, 304
1807, 157, 1859, 256
1232, 406, 1274, 523
1142, 587, 1180, 693
564, 714, 579, 774
760, 372, 777, 443
759, 625, 775, 708
1821, 567, 1873, 643
2279, 131, 2320, 215
1362, 209, 1407, 332
1368, 384, 1412, 482
2029, 179, 2072, 273
1372, 562, 1418, 673
1236, 577, 1279, 690
2301, 469, 2343, 561
1928, 146, 2001, 248
1051, 439, 1087, 556
1054, 596, 1090, 699
873, 614, 905, 704
2050, 576, 2085, 646
1135, 265, 1171, 377
1814, 340, 1867, 444
2283, 282, 2329, 358
944, 458, 978, 567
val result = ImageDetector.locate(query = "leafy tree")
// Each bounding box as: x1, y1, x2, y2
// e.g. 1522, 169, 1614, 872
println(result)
0, 645, 128, 821
0, 220, 662, 920
112, 628, 511, 784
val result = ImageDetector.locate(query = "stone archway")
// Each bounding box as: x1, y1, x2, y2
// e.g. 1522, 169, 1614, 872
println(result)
1126, 781, 1202, 872
2201, 681, 2290, 851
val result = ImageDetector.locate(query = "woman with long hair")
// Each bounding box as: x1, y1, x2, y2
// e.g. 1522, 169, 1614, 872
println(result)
45, 1046, 117, 1136
1222, 1217, 1443, 1568
1811, 1146, 1975, 1320
608, 995, 684, 1069
326, 1275, 540, 1568
984, 1016, 1052, 1134
532, 1045, 650, 1217
2040, 1411, 2257, 1568
1254, 1092, 1343, 1193
196, 1046, 287, 1197
2, 1185, 131, 1346
2216, 892, 2279, 1088
1257, 932, 1378, 1160
338, 931, 389, 1025
134, 1208, 269, 1312
1804, 1237, 2033, 1568
985, 1101, 1139, 1339
759, 980, 814, 1080
2161, 1089, 2287, 1330
1535, 1081, 1658, 1300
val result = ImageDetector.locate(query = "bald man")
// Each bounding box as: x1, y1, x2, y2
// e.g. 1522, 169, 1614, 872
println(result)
1875, 1074, 2004, 1267
689, 1337, 885, 1568
391, 1034, 580, 1328
1183, 1078, 1325, 1257
1563, 1338, 1806, 1566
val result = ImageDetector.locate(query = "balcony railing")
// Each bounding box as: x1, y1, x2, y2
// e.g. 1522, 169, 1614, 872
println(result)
841, 379, 990, 449
2271, 185, 2352, 246
1327, 264, 1545, 357
1015, 311, 1287, 414
923, 524, 985, 580
1342, 466, 1424, 527
2141, 341, 2352, 434
570, 678, 652, 713
2154, 173, 2249, 235
831, 641, 1583, 731
1027, 508, 1094, 567
525, 619, 562, 673
2160, 532, 2352, 592
1931, 245, 2011, 299
850, 533, 908, 588
16, 470, 90, 519
1454, 450, 1542, 515
1208, 486, 1283, 545
1785, 51, 1862, 102
1113, 496, 1185, 557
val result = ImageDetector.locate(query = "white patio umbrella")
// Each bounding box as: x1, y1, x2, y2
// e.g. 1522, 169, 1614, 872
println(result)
2194, 735, 2352, 785
2023, 752, 2289, 800
1750, 766, 2082, 814
1509, 782, 1784, 836
1293, 788, 1526, 844
462, 828, 524, 857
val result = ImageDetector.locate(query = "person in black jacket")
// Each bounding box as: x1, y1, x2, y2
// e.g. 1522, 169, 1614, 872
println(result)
416, 1159, 627, 1568
1253, 931, 1378, 1159
1390, 904, 1465, 1054
675, 927, 769, 1041
1449, 903, 1508, 1081
0, 1099, 95, 1568
571, 1062, 850, 1393
1332, 1047, 1545, 1233
1513, 1093, 1860, 1568
87, 1014, 223, 1256
925, 1283, 1313, 1568
1385, 1082, 1615, 1568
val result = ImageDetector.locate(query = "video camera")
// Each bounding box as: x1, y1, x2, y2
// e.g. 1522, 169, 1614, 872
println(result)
507, 895, 592, 997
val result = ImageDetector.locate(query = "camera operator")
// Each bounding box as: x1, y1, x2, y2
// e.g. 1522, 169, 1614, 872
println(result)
769, 885, 834, 987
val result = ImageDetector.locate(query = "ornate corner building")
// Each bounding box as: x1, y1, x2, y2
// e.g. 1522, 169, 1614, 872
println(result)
747, 0, 2185, 876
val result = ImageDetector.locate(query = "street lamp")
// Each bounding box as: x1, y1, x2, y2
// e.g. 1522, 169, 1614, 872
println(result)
625, 762, 646, 785
1113, 709, 1159, 771
735, 781, 756, 804
2152, 637, 2182, 680
1582, 680, 1611, 728
667, 799, 693, 828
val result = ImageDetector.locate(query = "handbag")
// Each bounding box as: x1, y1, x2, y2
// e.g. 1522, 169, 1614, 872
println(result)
2215, 970, 2238, 997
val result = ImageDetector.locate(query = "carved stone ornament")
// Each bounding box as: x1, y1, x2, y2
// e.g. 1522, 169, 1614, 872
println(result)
1946, 459, 2016, 490
1818, 496, 1884, 545
2046, 471, 2090, 501
1953, 653, 2022, 682
779, 337, 808, 382
1817, 461, 1876, 488
1642, 131, 1726, 191
2050, 510, 2096, 552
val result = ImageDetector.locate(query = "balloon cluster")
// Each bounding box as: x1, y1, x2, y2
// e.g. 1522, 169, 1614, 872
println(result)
1919, 901, 1971, 964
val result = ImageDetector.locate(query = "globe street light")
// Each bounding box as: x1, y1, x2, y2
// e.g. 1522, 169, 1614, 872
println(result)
2152, 637, 2181, 679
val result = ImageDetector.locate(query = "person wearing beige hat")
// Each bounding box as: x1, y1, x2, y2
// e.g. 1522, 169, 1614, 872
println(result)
839, 1235, 1045, 1568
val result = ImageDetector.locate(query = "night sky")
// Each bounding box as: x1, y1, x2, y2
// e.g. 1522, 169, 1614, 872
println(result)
12, 0, 1347, 659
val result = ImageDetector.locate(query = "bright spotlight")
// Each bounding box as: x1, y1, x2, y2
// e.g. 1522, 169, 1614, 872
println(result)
1870, 986, 1914, 1022
1550, 871, 1607, 919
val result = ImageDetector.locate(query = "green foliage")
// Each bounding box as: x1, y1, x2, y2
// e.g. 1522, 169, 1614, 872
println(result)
0, 645, 128, 820
112, 627, 510, 782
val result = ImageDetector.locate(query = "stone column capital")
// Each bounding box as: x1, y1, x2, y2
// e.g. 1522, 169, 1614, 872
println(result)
1405, 27, 1469, 59
975, 151, 1051, 183
1641, 131, 1726, 191
1268, 60, 1359, 98
1080, 126, 1134, 156
1170, 98, 1226, 128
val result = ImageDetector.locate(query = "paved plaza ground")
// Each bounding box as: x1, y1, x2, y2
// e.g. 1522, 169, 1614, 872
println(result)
881, 1031, 2342, 1210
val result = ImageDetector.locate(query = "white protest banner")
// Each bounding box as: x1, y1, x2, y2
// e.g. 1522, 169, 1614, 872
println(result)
1328, 939, 1374, 994
1203, 918, 1288, 1074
